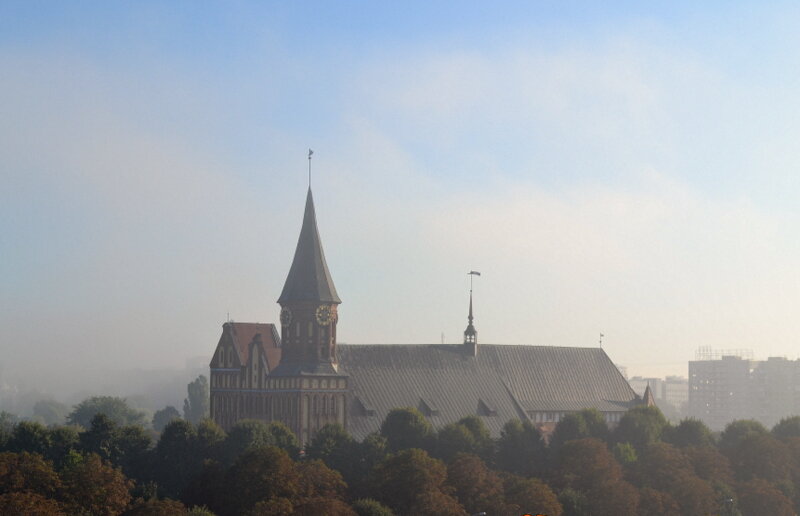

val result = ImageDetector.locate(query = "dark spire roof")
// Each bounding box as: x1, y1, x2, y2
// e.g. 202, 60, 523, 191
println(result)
278, 188, 341, 305
464, 291, 476, 337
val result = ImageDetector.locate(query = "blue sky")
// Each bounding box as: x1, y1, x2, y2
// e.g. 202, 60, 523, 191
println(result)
3, 2, 800, 393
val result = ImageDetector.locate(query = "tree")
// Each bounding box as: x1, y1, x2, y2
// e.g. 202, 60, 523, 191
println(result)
552, 438, 639, 516
305, 423, 357, 481
153, 406, 182, 433
265, 422, 300, 457
7, 421, 52, 456
67, 396, 146, 428
32, 400, 69, 427
46, 426, 80, 468
295, 459, 351, 514
369, 448, 462, 516
553, 438, 623, 492
0, 451, 61, 498
181, 459, 226, 514
0, 492, 63, 515
60, 453, 133, 516
613, 406, 668, 449
444, 454, 505, 515
351, 498, 395, 516
737, 478, 794, 516
435, 423, 481, 463
195, 419, 226, 460
379, 408, 434, 452
184, 376, 210, 424
223, 446, 300, 516
495, 419, 545, 477
501, 474, 562, 516
718, 420, 768, 452
637, 487, 680, 516
125, 498, 189, 515
726, 432, 792, 484
550, 409, 609, 450
683, 446, 734, 484
772, 416, 800, 440
156, 419, 200, 499
221, 420, 274, 465
662, 418, 714, 448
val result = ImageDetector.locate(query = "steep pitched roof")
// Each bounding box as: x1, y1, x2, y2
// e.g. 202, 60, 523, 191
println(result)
216, 322, 282, 371
642, 383, 656, 407
337, 343, 637, 439
278, 189, 341, 305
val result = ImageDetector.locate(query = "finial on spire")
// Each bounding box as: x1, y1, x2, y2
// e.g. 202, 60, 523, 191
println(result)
308, 148, 314, 188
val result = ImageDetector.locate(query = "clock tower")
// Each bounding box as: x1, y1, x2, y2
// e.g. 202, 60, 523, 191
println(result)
269, 187, 347, 444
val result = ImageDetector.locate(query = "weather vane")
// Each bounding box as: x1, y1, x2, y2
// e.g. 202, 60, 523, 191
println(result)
308, 148, 314, 187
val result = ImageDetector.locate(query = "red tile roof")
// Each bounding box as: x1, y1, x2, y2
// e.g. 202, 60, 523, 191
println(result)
226, 322, 282, 371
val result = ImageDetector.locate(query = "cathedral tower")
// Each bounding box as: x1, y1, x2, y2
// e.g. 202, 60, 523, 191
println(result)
269, 187, 348, 444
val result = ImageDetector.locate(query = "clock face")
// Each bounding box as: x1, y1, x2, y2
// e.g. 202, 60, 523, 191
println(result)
315, 305, 332, 326
279, 307, 292, 326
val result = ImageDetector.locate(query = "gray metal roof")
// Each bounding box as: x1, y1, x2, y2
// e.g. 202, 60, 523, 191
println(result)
337, 343, 637, 439
278, 188, 341, 305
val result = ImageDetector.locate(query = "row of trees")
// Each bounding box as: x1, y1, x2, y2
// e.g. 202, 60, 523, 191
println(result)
4, 402, 800, 515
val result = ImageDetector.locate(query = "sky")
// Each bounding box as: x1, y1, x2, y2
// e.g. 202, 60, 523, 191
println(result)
3, 2, 800, 393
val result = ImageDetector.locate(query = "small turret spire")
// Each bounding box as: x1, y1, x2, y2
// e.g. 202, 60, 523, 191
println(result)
464, 271, 480, 356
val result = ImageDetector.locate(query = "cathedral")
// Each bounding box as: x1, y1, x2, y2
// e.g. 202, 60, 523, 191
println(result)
210, 187, 640, 445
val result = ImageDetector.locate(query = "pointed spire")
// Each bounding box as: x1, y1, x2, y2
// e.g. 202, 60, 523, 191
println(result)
463, 290, 477, 355
642, 383, 656, 407
278, 188, 341, 304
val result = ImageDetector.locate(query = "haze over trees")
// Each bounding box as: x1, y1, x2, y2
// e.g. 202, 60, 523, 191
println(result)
5, 399, 800, 515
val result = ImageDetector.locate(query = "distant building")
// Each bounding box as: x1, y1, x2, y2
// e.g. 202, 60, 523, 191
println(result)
663, 375, 689, 413
210, 187, 643, 444
689, 352, 800, 430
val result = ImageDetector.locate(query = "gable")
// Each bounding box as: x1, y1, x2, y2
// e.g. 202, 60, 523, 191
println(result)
210, 322, 282, 371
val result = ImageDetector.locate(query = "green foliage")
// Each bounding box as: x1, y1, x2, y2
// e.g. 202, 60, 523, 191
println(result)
612, 442, 638, 465
187, 506, 217, 516
265, 421, 300, 457
221, 419, 299, 465
613, 405, 668, 449
380, 407, 434, 453
67, 396, 146, 428
156, 419, 200, 499
351, 498, 395, 516
496, 419, 545, 477
772, 416, 800, 440
46, 425, 80, 468
32, 400, 69, 427
184, 376, 210, 424
153, 406, 182, 433
195, 419, 226, 459
306, 423, 357, 482
551, 409, 613, 450
718, 419, 768, 452
431, 416, 493, 463
662, 418, 714, 448
7, 421, 52, 456
435, 423, 481, 462
558, 487, 589, 516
